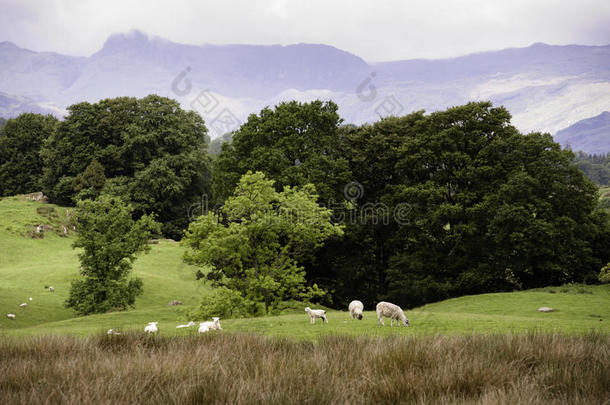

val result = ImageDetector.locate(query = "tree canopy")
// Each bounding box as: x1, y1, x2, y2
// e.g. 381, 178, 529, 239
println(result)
41, 95, 211, 238
213, 100, 351, 205
0, 113, 58, 196
306, 103, 609, 307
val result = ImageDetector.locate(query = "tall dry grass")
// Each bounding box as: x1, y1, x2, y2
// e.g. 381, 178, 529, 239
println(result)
0, 332, 608, 404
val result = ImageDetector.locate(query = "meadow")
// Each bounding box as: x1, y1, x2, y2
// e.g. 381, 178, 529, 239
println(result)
1, 196, 609, 404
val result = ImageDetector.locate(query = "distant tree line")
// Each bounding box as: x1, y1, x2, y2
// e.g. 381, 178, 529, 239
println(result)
573, 152, 610, 186
0, 97, 608, 310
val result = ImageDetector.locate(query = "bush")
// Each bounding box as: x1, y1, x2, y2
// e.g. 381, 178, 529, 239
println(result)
600, 263, 610, 284
190, 287, 252, 320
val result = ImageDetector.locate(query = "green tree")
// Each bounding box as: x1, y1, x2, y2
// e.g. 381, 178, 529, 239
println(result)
309, 102, 610, 308
66, 195, 161, 315
183, 171, 343, 314
212, 100, 351, 205
0, 117, 6, 130
41, 95, 211, 238
0, 113, 58, 196
383, 103, 609, 306
72, 158, 106, 201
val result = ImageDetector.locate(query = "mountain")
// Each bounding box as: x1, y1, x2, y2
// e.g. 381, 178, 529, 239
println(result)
554, 111, 610, 154
0, 30, 609, 151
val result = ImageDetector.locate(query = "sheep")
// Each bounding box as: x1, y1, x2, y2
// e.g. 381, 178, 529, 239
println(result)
348, 300, 364, 320
144, 322, 158, 333
7, 314, 15, 320
49, 286, 54, 292
29, 297, 33, 301
198, 317, 222, 333
176, 321, 196, 328
19, 303, 27, 308
376, 301, 409, 327
107, 328, 121, 335
305, 307, 328, 324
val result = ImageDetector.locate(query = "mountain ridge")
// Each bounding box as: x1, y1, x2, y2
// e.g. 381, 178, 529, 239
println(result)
0, 30, 608, 151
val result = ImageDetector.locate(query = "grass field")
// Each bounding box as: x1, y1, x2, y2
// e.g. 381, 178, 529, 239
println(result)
1, 196, 610, 339
0, 196, 208, 335
1, 332, 608, 404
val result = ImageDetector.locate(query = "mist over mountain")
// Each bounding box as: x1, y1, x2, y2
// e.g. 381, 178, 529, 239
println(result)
1, 30, 609, 150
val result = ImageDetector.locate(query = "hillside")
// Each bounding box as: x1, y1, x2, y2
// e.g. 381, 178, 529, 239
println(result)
0, 196, 206, 333
1, 196, 608, 339
555, 111, 610, 154
0, 30, 609, 145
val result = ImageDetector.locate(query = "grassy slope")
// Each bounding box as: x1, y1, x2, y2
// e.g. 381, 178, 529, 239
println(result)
1, 197, 609, 339
0, 196, 207, 334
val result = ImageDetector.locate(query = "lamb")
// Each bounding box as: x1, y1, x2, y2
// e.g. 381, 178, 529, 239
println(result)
7, 314, 15, 319
144, 322, 158, 333
20, 303, 27, 308
376, 301, 409, 327
348, 300, 364, 320
305, 307, 328, 324
198, 317, 222, 333
176, 321, 196, 328
49, 286, 54, 292
107, 328, 121, 335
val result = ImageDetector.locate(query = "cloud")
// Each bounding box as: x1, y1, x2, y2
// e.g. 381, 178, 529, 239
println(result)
0, 0, 608, 61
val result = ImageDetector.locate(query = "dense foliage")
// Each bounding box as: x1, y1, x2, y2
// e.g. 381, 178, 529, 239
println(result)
213, 100, 351, 205
40, 95, 211, 238
216, 102, 610, 308
573, 152, 610, 186
183, 171, 342, 314
66, 195, 160, 315
0, 113, 58, 196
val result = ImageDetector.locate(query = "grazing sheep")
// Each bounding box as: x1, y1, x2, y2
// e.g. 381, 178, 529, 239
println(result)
29, 297, 33, 301
49, 286, 54, 292
376, 301, 409, 327
7, 314, 15, 319
144, 322, 158, 333
107, 328, 121, 335
305, 307, 328, 324
348, 300, 364, 320
198, 317, 222, 333
176, 321, 196, 328
19, 303, 27, 308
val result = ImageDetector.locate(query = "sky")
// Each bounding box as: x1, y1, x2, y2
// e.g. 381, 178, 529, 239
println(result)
0, 0, 609, 62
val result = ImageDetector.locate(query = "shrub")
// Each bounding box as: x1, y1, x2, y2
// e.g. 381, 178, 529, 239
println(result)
599, 263, 610, 284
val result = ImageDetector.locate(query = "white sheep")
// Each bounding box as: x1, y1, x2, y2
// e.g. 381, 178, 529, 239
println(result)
198, 317, 222, 333
7, 313, 15, 319
144, 321, 158, 333
348, 300, 364, 320
376, 301, 409, 327
29, 297, 33, 301
176, 321, 196, 328
49, 286, 54, 292
19, 303, 27, 308
107, 328, 121, 335
305, 307, 328, 324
